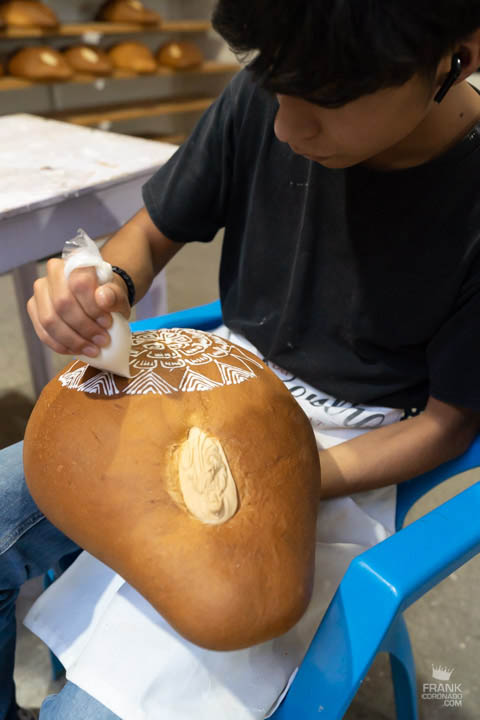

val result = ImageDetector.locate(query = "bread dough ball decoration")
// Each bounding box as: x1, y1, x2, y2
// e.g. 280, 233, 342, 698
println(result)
58, 328, 264, 525
179, 427, 238, 525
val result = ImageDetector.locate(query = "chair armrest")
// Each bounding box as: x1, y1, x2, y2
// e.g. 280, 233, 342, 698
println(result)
272, 481, 480, 719
130, 299, 222, 332
361, 479, 480, 611
396, 434, 480, 529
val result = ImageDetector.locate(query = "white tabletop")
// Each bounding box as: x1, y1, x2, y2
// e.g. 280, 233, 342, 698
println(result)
0, 114, 176, 220
0, 114, 176, 396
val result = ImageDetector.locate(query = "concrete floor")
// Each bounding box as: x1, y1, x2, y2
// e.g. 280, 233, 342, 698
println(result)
1, 236, 479, 718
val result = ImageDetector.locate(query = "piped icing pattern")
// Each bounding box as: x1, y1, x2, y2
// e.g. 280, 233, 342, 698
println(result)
58, 328, 264, 397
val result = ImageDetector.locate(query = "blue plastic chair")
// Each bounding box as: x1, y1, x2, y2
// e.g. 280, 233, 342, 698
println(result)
271, 444, 480, 719
45, 300, 480, 720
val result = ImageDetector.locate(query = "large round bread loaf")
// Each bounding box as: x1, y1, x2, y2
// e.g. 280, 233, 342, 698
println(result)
8, 47, 73, 81
108, 41, 157, 73
24, 328, 321, 650
63, 45, 113, 76
156, 41, 204, 70
98, 0, 161, 25
0, 1, 58, 27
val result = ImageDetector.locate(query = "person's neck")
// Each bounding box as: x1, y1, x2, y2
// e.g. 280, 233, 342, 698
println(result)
365, 80, 480, 171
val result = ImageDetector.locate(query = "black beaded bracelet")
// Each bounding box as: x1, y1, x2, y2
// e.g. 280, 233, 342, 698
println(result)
111, 265, 136, 307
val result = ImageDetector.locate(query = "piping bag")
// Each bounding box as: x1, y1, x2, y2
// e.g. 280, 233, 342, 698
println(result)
63, 229, 132, 378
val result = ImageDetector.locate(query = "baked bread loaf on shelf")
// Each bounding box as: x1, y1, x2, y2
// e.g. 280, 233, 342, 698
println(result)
156, 41, 204, 70
0, 0, 58, 28
108, 41, 157, 73
98, 0, 161, 26
8, 46, 73, 80
24, 328, 321, 651
63, 45, 113, 76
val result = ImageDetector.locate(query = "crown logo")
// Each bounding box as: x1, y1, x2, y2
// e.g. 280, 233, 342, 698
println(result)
432, 665, 454, 681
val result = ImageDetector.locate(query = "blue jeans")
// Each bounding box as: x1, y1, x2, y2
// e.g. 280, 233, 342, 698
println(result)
0, 442, 120, 720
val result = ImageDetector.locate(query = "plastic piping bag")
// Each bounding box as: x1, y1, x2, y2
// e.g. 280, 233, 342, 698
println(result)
63, 229, 132, 378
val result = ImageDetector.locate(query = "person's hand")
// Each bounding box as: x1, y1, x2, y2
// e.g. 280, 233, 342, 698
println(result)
27, 258, 131, 357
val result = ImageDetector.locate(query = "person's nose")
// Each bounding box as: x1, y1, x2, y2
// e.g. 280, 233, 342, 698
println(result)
274, 94, 320, 145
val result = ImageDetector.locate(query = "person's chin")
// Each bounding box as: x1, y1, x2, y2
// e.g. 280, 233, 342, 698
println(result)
305, 154, 356, 169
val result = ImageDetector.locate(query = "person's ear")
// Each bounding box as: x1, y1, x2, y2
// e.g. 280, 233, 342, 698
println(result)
434, 28, 480, 103
455, 27, 480, 80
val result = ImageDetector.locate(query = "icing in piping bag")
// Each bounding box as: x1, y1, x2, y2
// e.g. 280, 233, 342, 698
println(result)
63, 229, 132, 378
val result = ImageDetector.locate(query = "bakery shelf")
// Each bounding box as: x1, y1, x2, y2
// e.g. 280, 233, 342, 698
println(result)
142, 133, 187, 144
0, 19, 212, 39
0, 61, 240, 92
50, 95, 216, 125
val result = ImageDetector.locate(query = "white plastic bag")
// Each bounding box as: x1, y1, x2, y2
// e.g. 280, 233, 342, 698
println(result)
63, 229, 131, 378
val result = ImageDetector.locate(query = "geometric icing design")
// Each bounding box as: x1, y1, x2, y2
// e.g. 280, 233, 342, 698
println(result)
77, 371, 120, 396
58, 328, 263, 397
123, 370, 177, 395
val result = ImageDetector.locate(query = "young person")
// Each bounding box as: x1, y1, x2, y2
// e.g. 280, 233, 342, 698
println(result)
2, 1, 480, 717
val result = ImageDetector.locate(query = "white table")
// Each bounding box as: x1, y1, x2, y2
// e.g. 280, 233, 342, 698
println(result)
0, 114, 177, 396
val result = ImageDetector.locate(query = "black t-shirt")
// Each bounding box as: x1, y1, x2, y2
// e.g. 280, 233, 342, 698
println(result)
143, 70, 480, 411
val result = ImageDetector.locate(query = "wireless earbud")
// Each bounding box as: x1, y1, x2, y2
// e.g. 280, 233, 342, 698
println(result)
434, 53, 462, 103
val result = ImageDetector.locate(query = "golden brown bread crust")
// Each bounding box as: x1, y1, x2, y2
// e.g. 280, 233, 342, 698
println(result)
8, 46, 73, 80
98, 0, 161, 25
108, 41, 157, 73
63, 45, 113, 76
0, 1, 59, 27
156, 41, 204, 70
24, 330, 321, 650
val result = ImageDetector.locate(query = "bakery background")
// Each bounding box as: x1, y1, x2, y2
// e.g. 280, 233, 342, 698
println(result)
0, 3, 479, 718
0, 0, 233, 445
0, 0, 239, 141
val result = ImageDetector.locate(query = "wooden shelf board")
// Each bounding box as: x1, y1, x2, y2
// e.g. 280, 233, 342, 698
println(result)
141, 133, 187, 145
50, 96, 216, 125
0, 61, 239, 91
0, 20, 211, 39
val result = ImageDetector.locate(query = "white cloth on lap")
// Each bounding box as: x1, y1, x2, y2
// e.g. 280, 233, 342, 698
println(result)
24, 326, 403, 720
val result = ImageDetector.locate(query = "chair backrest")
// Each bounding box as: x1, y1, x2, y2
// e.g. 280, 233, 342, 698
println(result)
131, 299, 222, 333
396, 434, 480, 530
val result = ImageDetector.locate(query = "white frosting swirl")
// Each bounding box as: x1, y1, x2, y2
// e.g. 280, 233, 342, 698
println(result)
178, 427, 238, 524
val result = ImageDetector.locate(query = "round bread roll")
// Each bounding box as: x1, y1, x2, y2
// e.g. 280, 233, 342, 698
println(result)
156, 41, 204, 71
63, 45, 113, 76
98, 0, 161, 25
108, 41, 157, 73
24, 328, 321, 651
8, 47, 73, 81
0, 0, 58, 27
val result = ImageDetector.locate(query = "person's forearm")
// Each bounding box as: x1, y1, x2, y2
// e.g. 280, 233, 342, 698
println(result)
319, 410, 478, 500
100, 208, 184, 304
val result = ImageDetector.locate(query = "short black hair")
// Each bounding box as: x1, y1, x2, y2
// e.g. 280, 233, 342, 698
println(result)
212, 0, 480, 107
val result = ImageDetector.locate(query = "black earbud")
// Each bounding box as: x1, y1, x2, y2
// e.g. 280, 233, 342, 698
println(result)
434, 53, 462, 103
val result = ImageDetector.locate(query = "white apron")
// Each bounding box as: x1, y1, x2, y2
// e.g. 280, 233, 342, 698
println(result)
24, 327, 403, 719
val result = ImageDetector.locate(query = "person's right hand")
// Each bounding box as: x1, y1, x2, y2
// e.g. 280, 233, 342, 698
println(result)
27, 258, 131, 358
